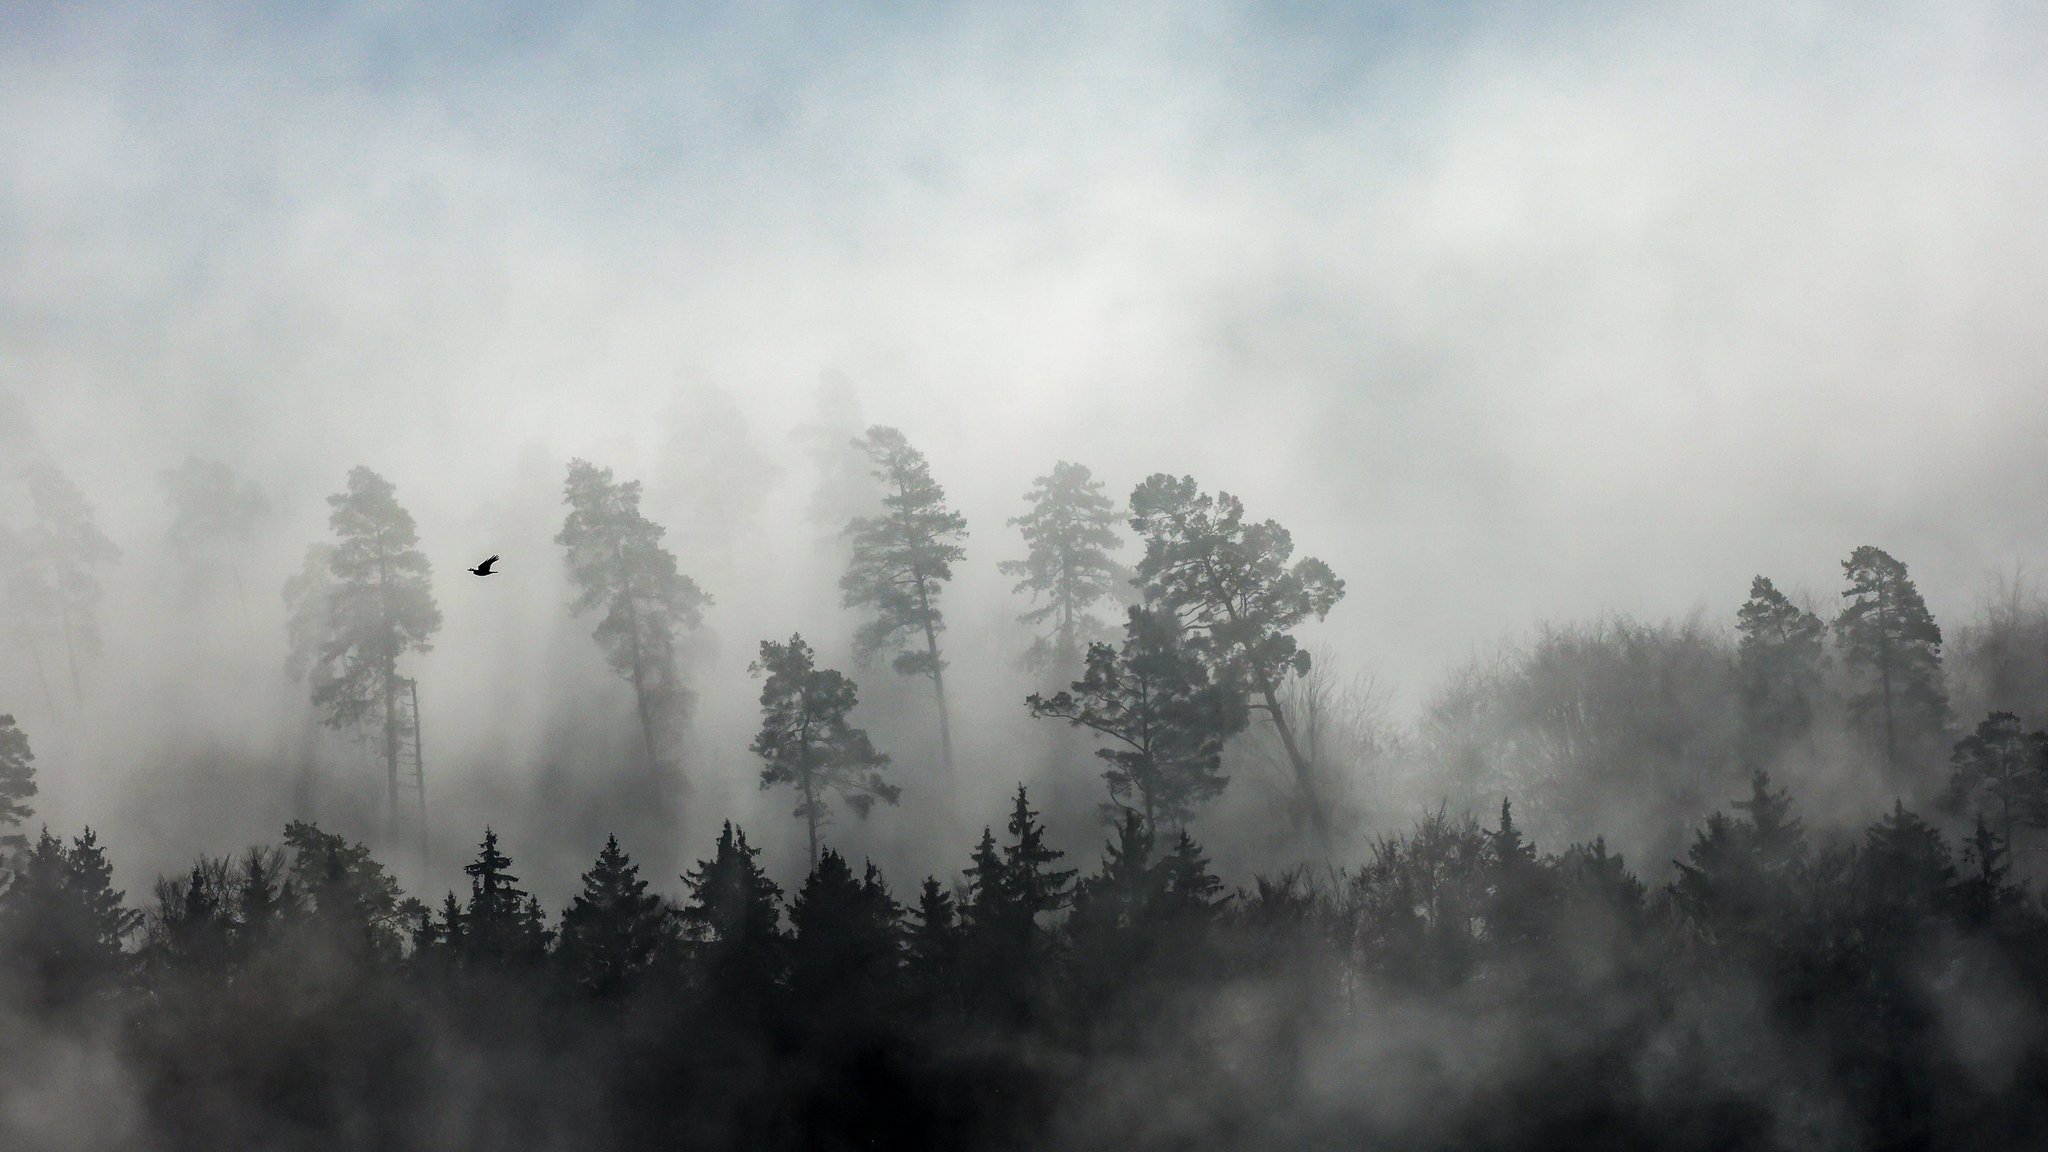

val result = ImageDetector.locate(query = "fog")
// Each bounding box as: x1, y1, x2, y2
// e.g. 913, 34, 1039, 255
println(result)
3, 3, 2047, 1148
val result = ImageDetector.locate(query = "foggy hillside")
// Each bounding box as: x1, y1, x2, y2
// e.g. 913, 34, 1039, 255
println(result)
2, 2, 2047, 1149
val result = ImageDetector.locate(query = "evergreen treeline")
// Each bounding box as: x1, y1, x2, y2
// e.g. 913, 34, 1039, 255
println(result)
0, 767, 2039, 1150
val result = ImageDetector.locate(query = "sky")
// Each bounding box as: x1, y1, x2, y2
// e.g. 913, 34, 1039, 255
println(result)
3, 0, 2047, 894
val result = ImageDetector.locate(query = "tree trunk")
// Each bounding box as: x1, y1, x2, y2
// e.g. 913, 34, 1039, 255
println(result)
1257, 673, 1333, 860
916, 580, 956, 783
59, 603, 81, 703
22, 629, 55, 718
802, 771, 820, 874
383, 667, 400, 832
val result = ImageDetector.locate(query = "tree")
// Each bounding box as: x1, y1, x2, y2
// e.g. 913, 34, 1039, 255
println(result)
160, 456, 269, 621
1027, 607, 1244, 830
840, 426, 968, 781
0, 827, 142, 1008
1002, 461, 1126, 672
461, 828, 550, 969
557, 459, 710, 786
904, 875, 962, 1011
557, 835, 675, 998
1128, 474, 1345, 855
1834, 546, 1949, 781
959, 786, 1074, 1022
305, 468, 441, 828
1942, 712, 2047, 850
1483, 798, 1553, 952
679, 821, 784, 1004
1735, 576, 1826, 769
281, 820, 421, 961
749, 634, 898, 871
786, 849, 902, 1015
0, 714, 37, 849
13, 463, 121, 702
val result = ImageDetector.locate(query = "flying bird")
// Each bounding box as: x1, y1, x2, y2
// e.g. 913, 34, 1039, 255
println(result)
468, 555, 500, 577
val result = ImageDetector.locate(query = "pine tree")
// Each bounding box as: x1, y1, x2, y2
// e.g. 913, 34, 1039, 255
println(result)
1129, 474, 1345, 856
904, 876, 962, 1010
0, 523, 59, 714
680, 822, 784, 1004
281, 820, 421, 961
1857, 802, 1955, 936
1483, 798, 1553, 951
1002, 784, 1076, 926
786, 850, 902, 1013
558, 459, 710, 787
0, 827, 141, 1008
1001, 461, 1126, 673
305, 468, 441, 828
749, 634, 898, 871
461, 828, 549, 968
160, 455, 269, 619
557, 834, 675, 998
0, 714, 37, 849
840, 426, 968, 782
1835, 546, 1950, 781
1028, 606, 1244, 830
1942, 712, 2048, 850
1735, 575, 1826, 769
16, 463, 121, 702
1955, 815, 2021, 927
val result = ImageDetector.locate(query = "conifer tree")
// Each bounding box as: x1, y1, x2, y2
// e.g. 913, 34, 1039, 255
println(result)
1002, 461, 1126, 672
160, 455, 269, 618
461, 828, 550, 968
1129, 474, 1345, 855
1028, 606, 1244, 830
558, 459, 711, 786
786, 849, 902, 1013
1955, 815, 2021, 927
305, 468, 441, 827
0, 714, 37, 849
281, 820, 421, 960
840, 426, 968, 781
749, 634, 898, 871
557, 835, 674, 998
1942, 712, 2047, 850
0, 827, 141, 1007
14, 463, 121, 702
1483, 798, 1552, 951
0, 524, 58, 714
904, 876, 962, 1010
1735, 575, 1826, 768
680, 822, 784, 1003
1834, 546, 1950, 779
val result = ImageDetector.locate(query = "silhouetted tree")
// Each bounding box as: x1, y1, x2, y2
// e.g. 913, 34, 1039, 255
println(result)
281, 820, 420, 961
679, 821, 784, 1006
558, 459, 711, 787
1670, 772, 1808, 949
786, 849, 902, 1017
1129, 474, 1345, 855
749, 634, 897, 871
460, 828, 550, 969
904, 876, 962, 1013
1942, 712, 2047, 850
1028, 606, 1244, 830
0, 715, 36, 849
557, 835, 674, 999
160, 455, 269, 620
1002, 461, 1125, 672
1735, 575, 1825, 769
960, 787, 1073, 1023
14, 463, 121, 702
1835, 546, 1949, 781
1857, 802, 1955, 938
1484, 798, 1553, 951
0, 827, 140, 1009
305, 468, 441, 827
840, 426, 968, 781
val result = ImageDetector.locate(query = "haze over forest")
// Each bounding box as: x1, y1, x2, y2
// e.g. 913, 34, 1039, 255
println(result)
3, 2, 2048, 1149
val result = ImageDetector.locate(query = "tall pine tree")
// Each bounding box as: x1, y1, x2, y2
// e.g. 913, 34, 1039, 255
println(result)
15, 463, 121, 703
1834, 546, 1949, 782
840, 426, 967, 783
1027, 606, 1244, 830
1128, 475, 1345, 856
160, 455, 269, 622
305, 467, 441, 828
1735, 575, 1826, 770
750, 634, 897, 871
1002, 461, 1125, 673
558, 459, 711, 788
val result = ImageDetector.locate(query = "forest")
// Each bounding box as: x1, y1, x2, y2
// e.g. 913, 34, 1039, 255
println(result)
2, 423, 2047, 1151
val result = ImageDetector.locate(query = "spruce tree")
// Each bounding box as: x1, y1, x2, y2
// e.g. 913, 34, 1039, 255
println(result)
305, 467, 441, 828
904, 875, 962, 1010
1483, 798, 1552, 951
749, 634, 898, 871
1028, 606, 1244, 830
840, 426, 968, 782
1735, 575, 1826, 769
786, 849, 902, 1014
1001, 461, 1126, 672
461, 828, 550, 968
0, 714, 37, 849
160, 455, 269, 619
1129, 474, 1345, 856
1834, 546, 1949, 780
680, 822, 784, 1004
1942, 712, 2047, 850
558, 458, 711, 787
0, 827, 141, 1008
281, 820, 421, 960
557, 834, 674, 998
16, 463, 121, 702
